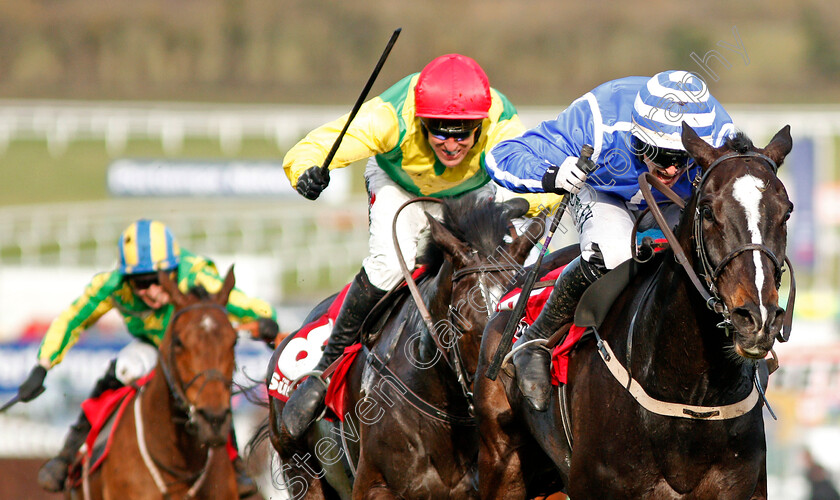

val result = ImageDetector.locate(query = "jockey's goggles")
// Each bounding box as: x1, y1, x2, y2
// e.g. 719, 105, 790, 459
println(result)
646, 147, 691, 170
126, 272, 160, 290
422, 118, 482, 142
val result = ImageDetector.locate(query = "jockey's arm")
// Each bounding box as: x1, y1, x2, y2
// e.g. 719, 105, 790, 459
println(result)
37, 272, 117, 369
283, 97, 400, 189
485, 97, 597, 195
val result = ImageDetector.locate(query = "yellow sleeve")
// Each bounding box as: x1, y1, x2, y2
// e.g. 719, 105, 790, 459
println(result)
484, 113, 526, 150
518, 192, 565, 216
38, 273, 115, 368
283, 96, 401, 188
192, 268, 277, 323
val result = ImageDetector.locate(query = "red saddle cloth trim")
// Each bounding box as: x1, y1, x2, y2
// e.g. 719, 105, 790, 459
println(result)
496, 264, 586, 386
269, 266, 428, 403
80, 371, 155, 471
496, 265, 566, 324
324, 343, 364, 421
550, 324, 587, 386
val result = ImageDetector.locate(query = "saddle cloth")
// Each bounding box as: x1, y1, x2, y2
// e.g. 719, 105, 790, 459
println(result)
67, 371, 155, 483
496, 229, 669, 385
495, 265, 583, 385
268, 267, 427, 419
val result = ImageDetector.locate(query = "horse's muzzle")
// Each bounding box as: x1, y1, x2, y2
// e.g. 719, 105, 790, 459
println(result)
730, 303, 782, 358
195, 407, 232, 447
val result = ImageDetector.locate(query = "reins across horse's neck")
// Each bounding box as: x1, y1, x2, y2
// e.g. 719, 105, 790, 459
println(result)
134, 385, 216, 499
390, 197, 521, 417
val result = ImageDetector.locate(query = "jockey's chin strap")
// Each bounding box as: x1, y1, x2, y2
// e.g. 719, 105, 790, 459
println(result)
636, 152, 796, 343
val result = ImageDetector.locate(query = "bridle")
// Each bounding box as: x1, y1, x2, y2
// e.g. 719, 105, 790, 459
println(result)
573, 150, 795, 424
637, 151, 795, 342
160, 302, 234, 428
390, 197, 522, 416
133, 301, 235, 498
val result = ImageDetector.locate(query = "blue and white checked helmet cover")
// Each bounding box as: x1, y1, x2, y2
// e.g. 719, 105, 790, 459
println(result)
631, 70, 716, 150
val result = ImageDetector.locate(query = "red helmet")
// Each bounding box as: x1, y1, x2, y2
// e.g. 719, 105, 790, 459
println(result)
414, 54, 491, 120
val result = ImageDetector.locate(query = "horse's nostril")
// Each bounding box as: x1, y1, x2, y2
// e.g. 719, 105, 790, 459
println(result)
731, 306, 761, 334
198, 408, 231, 429
767, 306, 785, 333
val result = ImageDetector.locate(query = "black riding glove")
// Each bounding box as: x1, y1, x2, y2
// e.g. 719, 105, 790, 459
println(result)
502, 197, 531, 219
296, 166, 330, 200
256, 318, 281, 346
19, 365, 47, 402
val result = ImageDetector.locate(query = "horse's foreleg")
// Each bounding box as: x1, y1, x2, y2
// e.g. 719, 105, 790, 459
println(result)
352, 453, 397, 500
475, 378, 529, 500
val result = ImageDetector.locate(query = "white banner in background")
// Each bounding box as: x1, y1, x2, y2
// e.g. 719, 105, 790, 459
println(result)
107, 159, 351, 202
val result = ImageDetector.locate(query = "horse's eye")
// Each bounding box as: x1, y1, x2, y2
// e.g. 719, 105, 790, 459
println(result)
173, 337, 184, 350
701, 206, 715, 222
782, 209, 792, 223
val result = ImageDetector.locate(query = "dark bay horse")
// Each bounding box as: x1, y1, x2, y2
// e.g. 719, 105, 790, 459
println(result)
475, 124, 794, 499
71, 269, 239, 499
266, 196, 555, 499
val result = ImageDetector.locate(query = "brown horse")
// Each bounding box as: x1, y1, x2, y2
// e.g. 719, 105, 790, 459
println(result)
475, 124, 794, 499
265, 196, 562, 499
70, 268, 239, 499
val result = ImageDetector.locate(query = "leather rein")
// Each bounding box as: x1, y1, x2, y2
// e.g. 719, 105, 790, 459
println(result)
389, 197, 521, 420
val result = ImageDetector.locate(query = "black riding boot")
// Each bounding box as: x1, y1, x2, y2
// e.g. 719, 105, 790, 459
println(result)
38, 361, 123, 492
512, 257, 602, 411
282, 269, 386, 439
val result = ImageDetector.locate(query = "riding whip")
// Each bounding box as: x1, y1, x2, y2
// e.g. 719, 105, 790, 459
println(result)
485, 144, 596, 380
0, 386, 44, 413
319, 28, 402, 177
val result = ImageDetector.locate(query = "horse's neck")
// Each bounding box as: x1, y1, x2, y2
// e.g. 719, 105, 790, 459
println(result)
141, 367, 208, 466
630, 255, 751, 403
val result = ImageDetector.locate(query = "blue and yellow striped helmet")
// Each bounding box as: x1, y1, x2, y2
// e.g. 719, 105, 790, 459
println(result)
118, 219, 181, 275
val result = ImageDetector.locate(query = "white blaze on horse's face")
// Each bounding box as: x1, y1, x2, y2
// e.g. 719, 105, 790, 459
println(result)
731, 174, 769, 332
200, 314, 216, 333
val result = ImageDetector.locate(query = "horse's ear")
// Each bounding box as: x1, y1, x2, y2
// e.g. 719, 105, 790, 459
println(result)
425, 212, 471, 269
508, 213, 545, 263
215, 266, 236, 307
158, 270, 188, 308
681, 121, 718, 170
761, 125, 793, 169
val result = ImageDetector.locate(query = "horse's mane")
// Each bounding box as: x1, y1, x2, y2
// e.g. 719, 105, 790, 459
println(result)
410, 195, 512, 361
187, 285, 211, 300
415, 194, 512, 274
726, 131, 753, 154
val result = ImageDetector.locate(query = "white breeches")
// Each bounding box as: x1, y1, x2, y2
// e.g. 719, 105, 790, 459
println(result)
571, 185, 682, 271
115, 339, 158, 385
361, 159, 522, 291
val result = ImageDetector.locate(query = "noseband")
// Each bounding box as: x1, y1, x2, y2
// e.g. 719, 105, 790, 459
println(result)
638, 151, 795, 342
160, 302, 234, 428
